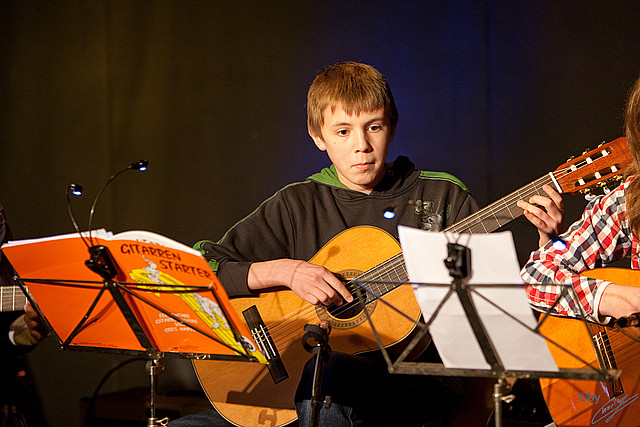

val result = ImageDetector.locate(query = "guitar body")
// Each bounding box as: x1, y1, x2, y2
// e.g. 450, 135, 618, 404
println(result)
539, 268, 640, 426
192, 226, 422, 427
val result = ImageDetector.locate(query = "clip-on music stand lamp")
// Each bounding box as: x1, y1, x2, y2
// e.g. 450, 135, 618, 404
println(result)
351, 241, 619, 427
14, 244, 260, 427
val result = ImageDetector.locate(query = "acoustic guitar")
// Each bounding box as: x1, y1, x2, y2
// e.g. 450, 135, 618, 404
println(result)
539, 268, 640, 426
193, 137, 631, 427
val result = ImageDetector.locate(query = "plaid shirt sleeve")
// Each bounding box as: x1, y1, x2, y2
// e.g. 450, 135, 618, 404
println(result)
521, 179, 634, 323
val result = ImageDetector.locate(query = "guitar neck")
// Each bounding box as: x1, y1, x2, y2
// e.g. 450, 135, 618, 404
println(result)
444, 173, 555, 234
355, 135, 631, 297
356, 173, 557, 297
1, 285, 27, 312
355, 253, 408, 300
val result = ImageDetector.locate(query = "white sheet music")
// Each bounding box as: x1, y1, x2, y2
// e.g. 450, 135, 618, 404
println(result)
398, 226, 558, 372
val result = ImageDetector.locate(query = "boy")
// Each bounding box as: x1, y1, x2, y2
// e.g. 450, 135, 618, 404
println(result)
172, 61, 562, 426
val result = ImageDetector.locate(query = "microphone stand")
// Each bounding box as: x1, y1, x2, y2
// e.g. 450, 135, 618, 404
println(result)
302, 322, 332, 427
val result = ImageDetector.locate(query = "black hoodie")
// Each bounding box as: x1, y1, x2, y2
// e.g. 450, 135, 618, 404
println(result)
196, 156, 478, 296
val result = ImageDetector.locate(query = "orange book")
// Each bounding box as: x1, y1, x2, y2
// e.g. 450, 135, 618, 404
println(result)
2, 229, 266, 363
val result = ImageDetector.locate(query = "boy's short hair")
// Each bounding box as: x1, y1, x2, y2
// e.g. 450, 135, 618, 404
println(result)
307, 62, 398, 138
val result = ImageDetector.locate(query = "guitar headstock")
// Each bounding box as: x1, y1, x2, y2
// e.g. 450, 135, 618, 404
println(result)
554, 137, 631, 196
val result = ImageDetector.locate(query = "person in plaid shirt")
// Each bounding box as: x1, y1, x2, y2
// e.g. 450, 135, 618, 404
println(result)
521, 75, 640, 323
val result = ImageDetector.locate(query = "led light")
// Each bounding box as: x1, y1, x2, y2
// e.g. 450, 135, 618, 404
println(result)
68, 183, 83, 196
130, 160, 149, 171
383, 208, 396, 219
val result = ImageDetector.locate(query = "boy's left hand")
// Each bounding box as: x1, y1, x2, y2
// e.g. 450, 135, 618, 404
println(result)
517, 184, 564, 248
11, 302, 49, 346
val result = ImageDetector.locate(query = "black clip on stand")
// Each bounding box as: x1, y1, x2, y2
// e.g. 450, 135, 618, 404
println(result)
302, 322, 332, 427
85, 245, 168, 427
444, 242, 514, 427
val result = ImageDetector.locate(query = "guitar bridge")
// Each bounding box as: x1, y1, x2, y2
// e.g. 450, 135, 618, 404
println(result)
243, 305, 288, 384
594, 330, 623, 398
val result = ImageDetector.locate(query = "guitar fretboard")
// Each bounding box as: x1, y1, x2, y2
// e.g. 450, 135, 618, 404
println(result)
354, 253, 408, 303
445, 174, 554, 234
1, 285, 27, 312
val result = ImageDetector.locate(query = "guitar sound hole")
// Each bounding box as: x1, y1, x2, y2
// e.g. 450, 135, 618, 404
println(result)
318, 273, 377, 326
326, 298, 363, 320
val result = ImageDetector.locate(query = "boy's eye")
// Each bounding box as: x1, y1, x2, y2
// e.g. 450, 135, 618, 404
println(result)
368, 125, 381, 132
337, 129, 349, 136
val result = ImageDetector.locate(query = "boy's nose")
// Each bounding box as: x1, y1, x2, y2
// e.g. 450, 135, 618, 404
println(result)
354, 131, 371, 151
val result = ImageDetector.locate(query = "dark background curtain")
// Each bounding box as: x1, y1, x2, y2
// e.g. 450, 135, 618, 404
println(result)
2, 1, 640, 425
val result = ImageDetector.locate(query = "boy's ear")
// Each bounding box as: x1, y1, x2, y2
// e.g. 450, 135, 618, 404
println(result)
309, 128, 327, 151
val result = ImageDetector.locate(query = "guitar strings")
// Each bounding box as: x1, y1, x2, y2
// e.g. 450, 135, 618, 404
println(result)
449, 150, 624, 234
264, 265, 402, 342
262, 256, 409, 349
261, 253, 403, 345
584, 328, 639, 376
0, 285, 27, 312
446, 175, 554, 234
267, 251, 407, 334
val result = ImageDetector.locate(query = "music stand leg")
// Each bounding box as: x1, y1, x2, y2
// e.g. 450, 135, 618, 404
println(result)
493, 379, 504, 427
302, 323, 332, 427
492, 378, 515, 427
146, 358, 168, 427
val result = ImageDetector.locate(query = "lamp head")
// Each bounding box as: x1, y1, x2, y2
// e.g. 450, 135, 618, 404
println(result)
129, 160, 149, 172
68, 183, 83, 196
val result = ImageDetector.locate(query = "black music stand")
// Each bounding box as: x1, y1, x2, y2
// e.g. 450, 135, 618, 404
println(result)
351, 244, 618, 427
12, 245, 260, 427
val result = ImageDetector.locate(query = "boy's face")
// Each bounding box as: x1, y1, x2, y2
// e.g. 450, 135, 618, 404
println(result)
310, 104, 394, 194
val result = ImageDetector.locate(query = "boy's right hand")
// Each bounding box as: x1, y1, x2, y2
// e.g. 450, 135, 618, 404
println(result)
248, 259, 354, 306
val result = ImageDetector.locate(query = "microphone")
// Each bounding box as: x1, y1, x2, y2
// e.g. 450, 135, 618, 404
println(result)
615, 313, 640, 328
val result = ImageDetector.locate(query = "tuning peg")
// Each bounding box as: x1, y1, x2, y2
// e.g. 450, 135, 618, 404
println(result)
567, 155, 575, 162
597, 140, 606, 147
581, 187, 596, 201
582, 148, 591, 155
598, 182, 611, 195
606, 175, 624, 188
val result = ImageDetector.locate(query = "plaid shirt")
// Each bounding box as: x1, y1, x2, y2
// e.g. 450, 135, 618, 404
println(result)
521, 178, 639, 323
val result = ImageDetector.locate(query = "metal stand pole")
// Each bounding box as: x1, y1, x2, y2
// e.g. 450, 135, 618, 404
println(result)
146, 358, 168, 427
302, 322, 332, 427
492, 378, 515, 427
493, 379, 504, 427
